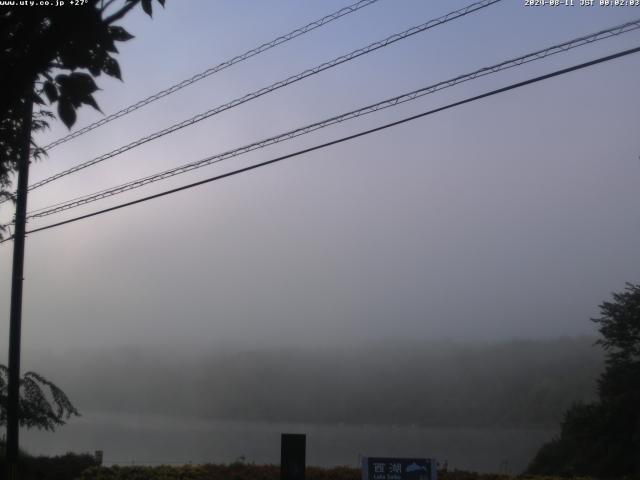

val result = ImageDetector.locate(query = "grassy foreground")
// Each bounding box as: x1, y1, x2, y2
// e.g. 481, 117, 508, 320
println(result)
76, 464, 591, 480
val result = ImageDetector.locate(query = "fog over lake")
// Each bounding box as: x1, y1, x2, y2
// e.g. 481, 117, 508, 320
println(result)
23, 413, 555, 474
19, 338, 601, 473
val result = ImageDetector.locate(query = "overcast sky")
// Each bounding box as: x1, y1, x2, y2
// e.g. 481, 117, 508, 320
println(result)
1, 0, 639, 357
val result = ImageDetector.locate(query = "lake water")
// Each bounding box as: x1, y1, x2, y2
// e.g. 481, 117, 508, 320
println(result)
22, 412, 556, 474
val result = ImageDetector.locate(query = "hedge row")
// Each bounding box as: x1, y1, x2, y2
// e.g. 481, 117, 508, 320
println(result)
76, 464, 594, 480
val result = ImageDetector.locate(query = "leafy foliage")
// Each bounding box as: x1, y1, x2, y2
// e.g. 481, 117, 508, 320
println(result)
75, 465, 512, 480
0, 0, 165, 237
74, 464, 598, 480
0, 364, 79, 431
0, 444, 100, 480
527, 283, 640, 477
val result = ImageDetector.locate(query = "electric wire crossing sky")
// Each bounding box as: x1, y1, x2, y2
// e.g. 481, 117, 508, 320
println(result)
23, 18, 640, 221
25, 0, 501, 193
1, 0, 639, 242
41, 0, 381, 152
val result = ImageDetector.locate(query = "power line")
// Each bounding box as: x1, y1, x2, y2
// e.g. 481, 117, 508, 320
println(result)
2, 44, 637, 244
24, 18, 640, 220
40, 0, 382, 152
24, 0, 501, 193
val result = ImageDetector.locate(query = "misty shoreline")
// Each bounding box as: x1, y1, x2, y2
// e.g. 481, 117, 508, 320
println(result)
24, 412, 558, 472
65, 409, 565, 430
15, 336, 603, 430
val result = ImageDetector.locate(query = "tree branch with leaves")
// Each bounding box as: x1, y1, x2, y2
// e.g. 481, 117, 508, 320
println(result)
0, 0, 165, 238
0, 365, 79, 431
527, 283, 640, 477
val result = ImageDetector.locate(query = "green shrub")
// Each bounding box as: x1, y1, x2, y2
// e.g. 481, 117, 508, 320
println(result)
75, 464, 600, 480
0, 442, 98, 480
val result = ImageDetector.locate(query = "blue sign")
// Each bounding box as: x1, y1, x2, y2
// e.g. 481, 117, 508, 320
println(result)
362, 457, 437, 480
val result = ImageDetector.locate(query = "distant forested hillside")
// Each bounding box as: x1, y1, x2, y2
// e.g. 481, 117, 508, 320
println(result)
27, 337, 602, 427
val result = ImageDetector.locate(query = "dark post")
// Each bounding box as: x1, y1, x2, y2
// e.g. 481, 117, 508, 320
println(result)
280, 433, 306, 480
6, 89, 34, 480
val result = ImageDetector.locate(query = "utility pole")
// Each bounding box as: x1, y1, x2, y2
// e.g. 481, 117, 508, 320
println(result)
6, 86, 34, 480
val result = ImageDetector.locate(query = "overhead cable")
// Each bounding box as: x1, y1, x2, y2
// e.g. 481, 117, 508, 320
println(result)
25, 0, 501, 193
1, 44, 637, 243
25, 18, 640, 220
41, 0, 382, 151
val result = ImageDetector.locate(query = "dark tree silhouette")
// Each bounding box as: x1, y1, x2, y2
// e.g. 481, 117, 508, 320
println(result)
0, 365, 78, 431
0, 0, 165, 470
0, 0, 165, 237
527, 283, 640, 477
